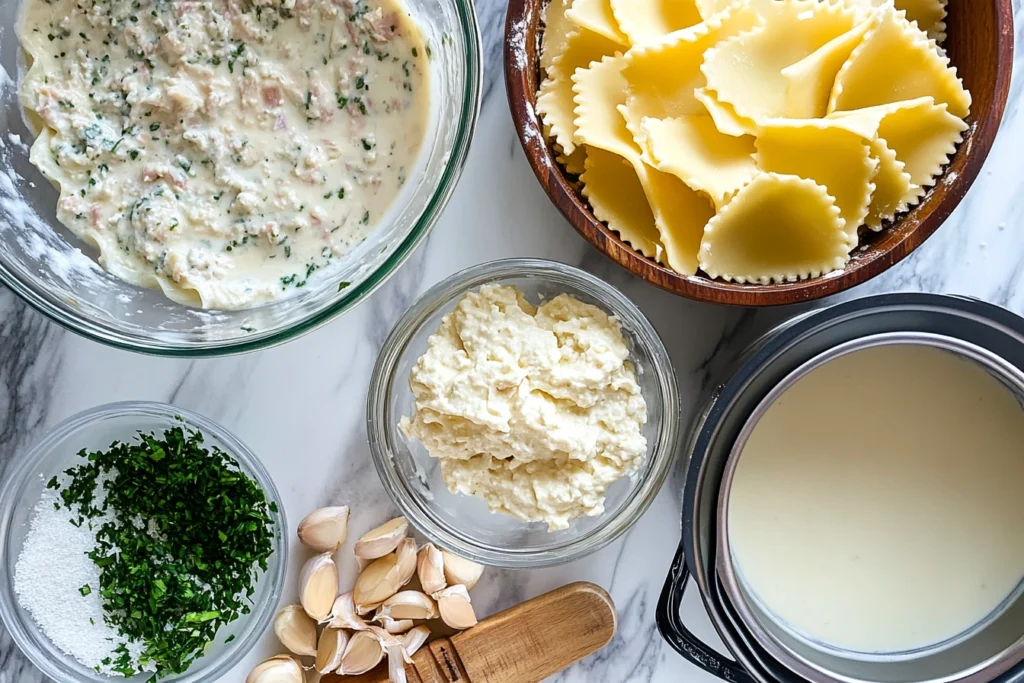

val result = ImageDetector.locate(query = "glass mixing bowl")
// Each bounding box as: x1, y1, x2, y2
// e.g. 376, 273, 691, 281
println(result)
0, 1, 481, 355
0, 402, 288, 683
367, 259, 681, 567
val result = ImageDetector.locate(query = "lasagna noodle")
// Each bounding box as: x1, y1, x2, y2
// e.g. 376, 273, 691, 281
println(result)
642, 115, 757, 209
701, 0, 858, 124
755, 119, 878, 242
537, 28, 622, 154
699, 173, 851, 284
828, 4, 969, 118
567, 0, 630, 46
610, 0, 703, 45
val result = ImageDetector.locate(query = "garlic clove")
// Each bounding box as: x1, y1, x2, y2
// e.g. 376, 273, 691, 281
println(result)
299, 552, 339, 622
296, 506, 350, 553
402, 625, 431, 657
441, 550, 484, 590
246, 655, 305, 683
378, 590, 438, 620
367, 625, 412, 665
417, 543, 446, 594
366, 626, 409, 663
328, 591, 368, 630
339, 629, 385, 675
395, 537, 417, 587
272, 604, 317, 657
353, 552, 401, 614
375, 615, 415, 634
354, 516, 408, 559
387, 642, 409, 683
433, 584, 478, 630
367, 624, 404, 648
315, 627, 349, 674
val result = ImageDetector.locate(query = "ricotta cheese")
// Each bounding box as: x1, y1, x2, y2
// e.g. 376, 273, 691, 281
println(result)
18, 0, 429, 309
399, 284, 648, 531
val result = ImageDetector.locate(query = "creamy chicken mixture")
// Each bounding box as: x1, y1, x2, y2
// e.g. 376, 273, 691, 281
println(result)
18, 0, 430, 309
400, 285, 649, 531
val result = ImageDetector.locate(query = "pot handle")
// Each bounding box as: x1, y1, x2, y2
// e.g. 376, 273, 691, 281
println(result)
657, 544, 757, 683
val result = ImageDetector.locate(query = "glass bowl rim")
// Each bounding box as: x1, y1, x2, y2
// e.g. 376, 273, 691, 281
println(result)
0, 0, 483, 358
366, 257, 681, 567
0, 400, 289, 683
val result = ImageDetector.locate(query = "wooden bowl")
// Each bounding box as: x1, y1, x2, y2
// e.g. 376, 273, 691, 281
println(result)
504, 1, 1013, 306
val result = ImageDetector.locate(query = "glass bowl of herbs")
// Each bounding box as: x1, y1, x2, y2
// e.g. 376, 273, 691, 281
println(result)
0, 401, 288, 683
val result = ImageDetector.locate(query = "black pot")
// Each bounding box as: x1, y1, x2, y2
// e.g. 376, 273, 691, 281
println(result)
656, 293, 1024, 683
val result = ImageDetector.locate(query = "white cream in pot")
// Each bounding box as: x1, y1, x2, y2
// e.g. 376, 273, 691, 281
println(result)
727, 343, 1024, 655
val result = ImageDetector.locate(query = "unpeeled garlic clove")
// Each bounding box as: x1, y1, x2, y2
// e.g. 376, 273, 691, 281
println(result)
395, 537, 417, 587
367, 625, 403, 648
273, 604, 317, 657
378, 590, 438, 620
441, 550, 484, 590
297, 506, 350, 552
353, 552, 401, 614
299, 552, 339, 622
328, 591, 368, 630
417, 543, 446, 594
246, 655, 305, 683
375, 615, 415, 634
434, 584, 478, 630
402, 625, 431, 657
367, 625, 412, 665
315, 627, 349, 674
354, 516, 408, 559
339, 629, 385, 675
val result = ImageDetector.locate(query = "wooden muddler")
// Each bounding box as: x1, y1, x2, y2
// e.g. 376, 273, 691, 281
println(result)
323, 581, 616, 683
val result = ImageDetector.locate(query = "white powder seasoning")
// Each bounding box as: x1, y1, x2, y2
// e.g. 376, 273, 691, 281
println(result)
14, 486, 140, 675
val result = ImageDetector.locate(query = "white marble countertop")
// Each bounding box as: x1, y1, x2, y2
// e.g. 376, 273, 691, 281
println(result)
1, 2, 1023, 682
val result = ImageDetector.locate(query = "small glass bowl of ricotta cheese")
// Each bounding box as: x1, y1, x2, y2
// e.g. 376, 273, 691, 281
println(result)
367, 258, 680, 567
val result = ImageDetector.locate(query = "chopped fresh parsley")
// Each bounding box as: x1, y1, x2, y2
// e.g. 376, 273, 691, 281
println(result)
48, 424, 277, 681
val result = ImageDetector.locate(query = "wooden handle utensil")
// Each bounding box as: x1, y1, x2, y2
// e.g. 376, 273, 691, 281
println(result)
324, 581, 616, 683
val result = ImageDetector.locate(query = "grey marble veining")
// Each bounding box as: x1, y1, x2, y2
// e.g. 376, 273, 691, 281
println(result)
0, 1, 1022, 682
